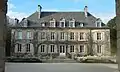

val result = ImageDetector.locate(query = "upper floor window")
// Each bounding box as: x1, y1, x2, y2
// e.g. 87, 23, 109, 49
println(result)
80, 45, 84, 53
50, 32, 55, 40
50, 18, 55, 27
69, 19, 75, 27
97, 45, 102, 53
60, 32, 65, 40
40, 32, 46, 39
41, 22, 45, 27
96, 18, 102, 27
70, 32, 74, 40
70, 45, 74, 52
17, 44, 22, 52
60, 18, 65, 27
50, 45, 55, 52
80, 23, 84, 27
80, 32, 84, 40
97, 33, 102, 40
40, 45, 45, 52
27, 31, 32, 39
26, 44, 30, 52
17, 31, 22, 39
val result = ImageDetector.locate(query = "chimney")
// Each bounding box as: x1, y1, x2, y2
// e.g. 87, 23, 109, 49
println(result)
14, 18, 19, 25
38, 5, 42, 19
84, 6, 88, 17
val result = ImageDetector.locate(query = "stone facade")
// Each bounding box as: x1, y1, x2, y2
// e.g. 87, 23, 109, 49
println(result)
11, 27, 111, 57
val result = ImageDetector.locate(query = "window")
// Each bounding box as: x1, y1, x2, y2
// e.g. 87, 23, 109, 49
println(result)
50, 45, 55, 52
97, 33, 101, 40
41, 23, 45, 27
80, 32, 84, 40
18, 44, 22, 52
17, 31, 22, 39
50, 19, 55, 27
40, 45, 45, 52
80, 23, 84, 27
96, 18, 102, 27
27, 31, 31, 39
60, 32, 65, 39
41, 32, 46, 39
97, 45, 102, 53
80, 45, 84, 52
70, 32, 74, 40
26, 44, 30, 52
51, 32, 55, 40
60, 18, 65, 27
70, 45, 74, 52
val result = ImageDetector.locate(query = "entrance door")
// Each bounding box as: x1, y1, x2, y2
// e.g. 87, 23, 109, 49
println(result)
59, 45, 66, 56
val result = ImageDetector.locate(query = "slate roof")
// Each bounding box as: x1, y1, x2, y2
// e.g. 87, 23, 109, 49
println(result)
16, 11, 106, 27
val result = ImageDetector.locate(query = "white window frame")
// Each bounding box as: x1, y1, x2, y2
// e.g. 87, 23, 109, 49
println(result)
80, 23, 84, 27
26, 44, 30, 52
50, 19, 56, 27
70, 32, 74, 40
17, 31, 22, 39
60, 18, 65, 27
79, 32, 84, 40
60, 32, 65, 40
79, 45, 84, 53
17, 44, 22, 52
97, 32, 102, 40
40, 45, 45, 53
97, 45, 102, 53
40, 32, 46, 40
96, 19, 102, 27
50, 32, 55, 40
70, 45, 74, 52
69, 19, 75, 27
50, 44, 55, 53
27, 31, 32, 39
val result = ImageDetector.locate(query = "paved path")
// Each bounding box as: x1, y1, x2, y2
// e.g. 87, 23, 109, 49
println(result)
5, 63, 118, 72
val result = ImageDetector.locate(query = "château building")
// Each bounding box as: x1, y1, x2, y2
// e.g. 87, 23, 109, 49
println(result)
10, 5, 111, 58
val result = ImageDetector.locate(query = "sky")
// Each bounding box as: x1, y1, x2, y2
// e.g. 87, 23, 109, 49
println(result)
7, 0, 116, 24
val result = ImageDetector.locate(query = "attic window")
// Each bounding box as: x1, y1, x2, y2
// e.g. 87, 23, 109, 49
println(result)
50, 18, 56, 27
69, 19, 75, 27
23, 18, 28, 27
96, 18, 102, 27
60, 18, 65, 27
80, 23, 84, 27
41, 23, 45, 27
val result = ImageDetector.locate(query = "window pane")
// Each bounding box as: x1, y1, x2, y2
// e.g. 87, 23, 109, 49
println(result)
41, 32, 45, 39
60, 32, 64, 39
97, 33, 101, 40
80, 32, 84, 40
51, 32, 55, 39
18, 31, 22, 39
80, 45, 84, 52
70, 32, 74, 40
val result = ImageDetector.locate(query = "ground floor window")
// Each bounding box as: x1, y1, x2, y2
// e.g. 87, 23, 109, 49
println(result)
70, 45, 74, 52
97, 45, 102, 53
59, 45, 65, 53
40, 45, 45, 52
17, 44, 22, 52
50, 45, 55, 52
80, 45, 84, 52
26, 44, 30, 52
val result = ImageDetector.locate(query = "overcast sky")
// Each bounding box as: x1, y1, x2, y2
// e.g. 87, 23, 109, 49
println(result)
7, 0, 116, 24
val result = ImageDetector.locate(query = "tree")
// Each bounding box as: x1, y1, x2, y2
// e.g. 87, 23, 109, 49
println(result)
107, 16, 117, 55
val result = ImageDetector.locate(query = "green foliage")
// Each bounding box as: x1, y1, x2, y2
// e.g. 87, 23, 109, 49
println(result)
107, 16, 117, 55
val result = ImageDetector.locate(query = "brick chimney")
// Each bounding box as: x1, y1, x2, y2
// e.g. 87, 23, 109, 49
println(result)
84, 6, 88, 17
38, 5, 42, 19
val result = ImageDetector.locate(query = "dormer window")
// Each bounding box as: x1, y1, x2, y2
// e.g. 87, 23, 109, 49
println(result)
22, 18, 28, 27
80, 23, 84, 27
41, 22, 45, 27
60, 18, 65, 27
96, 18, 102, 27
50, 18, 55, 27
69, 19, 75, 27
